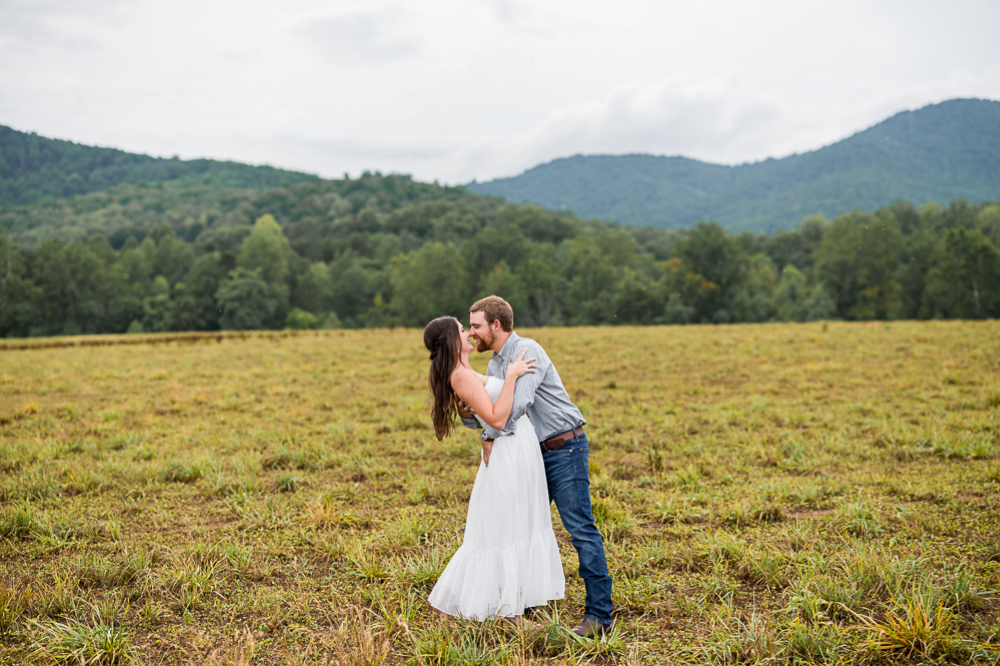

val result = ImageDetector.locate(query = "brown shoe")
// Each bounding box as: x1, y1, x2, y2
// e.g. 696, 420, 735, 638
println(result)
571, 617, 612, 638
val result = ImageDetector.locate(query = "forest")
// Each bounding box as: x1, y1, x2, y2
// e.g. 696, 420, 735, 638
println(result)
1, 172, 998, 337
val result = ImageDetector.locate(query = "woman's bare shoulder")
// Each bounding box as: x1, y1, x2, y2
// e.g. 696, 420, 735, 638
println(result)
450, 367, 482, 385
451, 366, 488, 386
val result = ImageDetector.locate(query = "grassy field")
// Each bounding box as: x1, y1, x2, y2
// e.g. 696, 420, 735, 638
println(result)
1, 321, 999, 665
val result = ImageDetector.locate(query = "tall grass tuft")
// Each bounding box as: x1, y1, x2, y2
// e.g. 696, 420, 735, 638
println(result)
74, 551, 152, 590
159, 460, 204, 484
392, 551, 446, 589
32, 572, 77, 618
206, 627, 255, 666
0, 505, 39, 539
0, 577, 31, 634
591, 497, 637, 543
29, 619, 132, 664
261, 443, 324, 471
331, 608, 391, 666
702, 613, 776, 665
160, 557, 222, 613
723, 498, 785, 526
305, 492, 342, 527
849, 595, 956, 661
274, 473, 300, 492
343, 549, 389, 582
783, 619, 845, 662
647, 441, 666, 474
833, 493, 884, 538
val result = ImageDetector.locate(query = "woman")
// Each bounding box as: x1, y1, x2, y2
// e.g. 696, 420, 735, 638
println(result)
422, 316, 565, 624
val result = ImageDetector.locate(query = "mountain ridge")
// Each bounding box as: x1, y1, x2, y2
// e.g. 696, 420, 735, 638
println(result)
0, 124, 316, 207
467, 98, 1000, 233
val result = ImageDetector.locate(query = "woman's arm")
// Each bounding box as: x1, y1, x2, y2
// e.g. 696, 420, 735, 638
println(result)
455, 372, 488, 419
452, 352, 535, 430
458, 368, 489, 419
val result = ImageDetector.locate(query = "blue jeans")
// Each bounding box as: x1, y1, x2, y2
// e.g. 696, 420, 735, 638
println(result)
542, 432, 613, 624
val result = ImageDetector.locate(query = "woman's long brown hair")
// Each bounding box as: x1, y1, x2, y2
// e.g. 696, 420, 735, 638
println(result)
423, 316, 461, 440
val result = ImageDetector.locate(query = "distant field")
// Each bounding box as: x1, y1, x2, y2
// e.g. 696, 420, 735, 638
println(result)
1, 322, 998, 665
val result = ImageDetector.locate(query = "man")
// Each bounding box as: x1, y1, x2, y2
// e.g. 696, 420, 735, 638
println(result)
458, 295, 613, 637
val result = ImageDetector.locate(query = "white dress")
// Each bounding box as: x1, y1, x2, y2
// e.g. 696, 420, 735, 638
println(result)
428, 376, 565, 620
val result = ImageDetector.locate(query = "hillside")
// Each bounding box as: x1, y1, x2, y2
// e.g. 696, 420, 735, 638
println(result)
467, 98, 1000, 233
0, 124, 316, 206
0, 173, 474, 249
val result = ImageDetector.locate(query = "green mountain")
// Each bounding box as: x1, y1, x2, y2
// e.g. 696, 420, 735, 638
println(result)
467, 98, 1000, 233
0, 124, 315, 206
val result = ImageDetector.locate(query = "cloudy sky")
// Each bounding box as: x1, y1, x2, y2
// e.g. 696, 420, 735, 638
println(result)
1, 0, 998, 183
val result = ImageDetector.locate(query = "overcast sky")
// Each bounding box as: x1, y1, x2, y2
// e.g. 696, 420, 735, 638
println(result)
1, 0, 998, 184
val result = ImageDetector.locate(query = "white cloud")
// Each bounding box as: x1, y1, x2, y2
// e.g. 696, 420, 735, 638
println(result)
295, 6, 422, 66
1, 0, 998, 185
0, 0, 120, 52
483, 0, 529, 24
517, 77, 779, 162
416, 65, 1000, 182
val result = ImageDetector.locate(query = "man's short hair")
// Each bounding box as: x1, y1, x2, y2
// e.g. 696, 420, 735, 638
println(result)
470, 295, 513, 332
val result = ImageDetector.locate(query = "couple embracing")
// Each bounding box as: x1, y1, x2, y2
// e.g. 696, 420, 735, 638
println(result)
422, 296, 613, 636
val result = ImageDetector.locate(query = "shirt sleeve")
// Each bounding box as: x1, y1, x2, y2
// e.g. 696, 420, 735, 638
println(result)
482, 340, 549, 440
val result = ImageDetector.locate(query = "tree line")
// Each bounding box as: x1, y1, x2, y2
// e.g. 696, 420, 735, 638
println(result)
1, 174, 998, 337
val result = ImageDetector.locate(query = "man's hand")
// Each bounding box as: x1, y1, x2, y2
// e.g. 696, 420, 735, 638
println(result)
482, 438, 493, 467
457, 398, 473, 419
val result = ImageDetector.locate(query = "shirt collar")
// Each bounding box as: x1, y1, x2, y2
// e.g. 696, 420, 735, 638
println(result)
493, 331, 520, 364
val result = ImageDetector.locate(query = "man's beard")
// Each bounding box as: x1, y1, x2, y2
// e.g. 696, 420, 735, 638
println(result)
475, 330, 493, 353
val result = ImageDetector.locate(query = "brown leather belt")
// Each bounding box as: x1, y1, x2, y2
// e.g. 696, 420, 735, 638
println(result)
540, 427, 585, 453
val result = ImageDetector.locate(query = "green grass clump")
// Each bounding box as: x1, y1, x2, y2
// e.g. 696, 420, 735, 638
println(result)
159, 461, 204, 483
30, 619, 131, 664
274, 473, 301, 493
591, 497, 637, 543
850, 595, 958, 662
0, 578, 31, 635
0, 506, 38, 539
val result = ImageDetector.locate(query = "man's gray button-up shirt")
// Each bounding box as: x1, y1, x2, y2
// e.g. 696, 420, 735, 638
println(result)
461, 331, 586, 442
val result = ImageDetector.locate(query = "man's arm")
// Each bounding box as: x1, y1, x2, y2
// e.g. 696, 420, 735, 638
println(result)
458, 398, 479, 430
481, 341, 549, 440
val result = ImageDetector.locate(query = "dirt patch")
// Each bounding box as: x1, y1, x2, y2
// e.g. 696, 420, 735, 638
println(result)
787, 509, 834, 519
